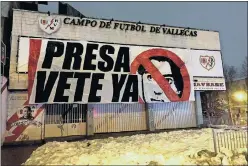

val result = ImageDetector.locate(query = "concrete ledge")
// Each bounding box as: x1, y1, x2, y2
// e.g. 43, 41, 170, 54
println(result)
2, 127, 205, 147
2, 140, 45, 148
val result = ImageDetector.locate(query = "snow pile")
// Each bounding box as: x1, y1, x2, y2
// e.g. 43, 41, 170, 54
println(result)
23, 128, 247, 165
187, 148, 247, 165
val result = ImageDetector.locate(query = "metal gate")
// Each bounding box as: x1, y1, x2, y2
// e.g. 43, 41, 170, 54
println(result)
44, 104, 87, 138
91, 103, 147, 133
212, 127, 248, 153
151, 101, 197, 129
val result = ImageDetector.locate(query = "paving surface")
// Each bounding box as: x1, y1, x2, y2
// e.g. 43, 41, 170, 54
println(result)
1, 145, 40, 166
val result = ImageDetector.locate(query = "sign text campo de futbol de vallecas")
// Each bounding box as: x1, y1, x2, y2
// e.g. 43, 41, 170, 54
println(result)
63, 17, 198, 37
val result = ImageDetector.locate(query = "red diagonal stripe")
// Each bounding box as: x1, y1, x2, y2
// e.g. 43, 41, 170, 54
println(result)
1, 81, 7, 94
25, 39, 42, 105
45, 18, 54, 29
139, 97, 144, 103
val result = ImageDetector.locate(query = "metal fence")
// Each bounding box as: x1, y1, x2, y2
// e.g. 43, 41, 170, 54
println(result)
44, 104, 88, 138
151, 101, 196, 129
92, 103, 147, 133
44, 104, 87, 124
212, 126, 248, 153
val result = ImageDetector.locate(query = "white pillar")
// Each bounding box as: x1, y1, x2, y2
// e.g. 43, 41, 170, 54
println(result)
86, 105, 94, 136
146, 104, 155, 131
195, 91, 203, 127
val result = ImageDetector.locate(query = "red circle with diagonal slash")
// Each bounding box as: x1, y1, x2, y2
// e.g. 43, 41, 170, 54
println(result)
130, 48, 191, 102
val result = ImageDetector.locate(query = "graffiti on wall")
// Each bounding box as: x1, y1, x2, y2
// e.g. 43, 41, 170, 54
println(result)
71, 124, 76, 129
18, 133, 30, 141
57, 123, 65, 137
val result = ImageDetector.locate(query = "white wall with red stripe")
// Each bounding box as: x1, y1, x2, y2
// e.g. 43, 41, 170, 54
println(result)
1, 76, 8, 145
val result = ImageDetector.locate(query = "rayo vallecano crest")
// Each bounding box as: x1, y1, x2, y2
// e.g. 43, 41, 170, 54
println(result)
200, 55, 215, 71
38, 16, 61, 34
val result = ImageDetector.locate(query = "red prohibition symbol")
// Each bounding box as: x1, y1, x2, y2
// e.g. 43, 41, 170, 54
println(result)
130, 48, 191, 102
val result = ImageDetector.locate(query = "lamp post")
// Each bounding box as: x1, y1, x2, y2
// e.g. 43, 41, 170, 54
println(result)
233, 91, 247, 103
232, 91, 247, 126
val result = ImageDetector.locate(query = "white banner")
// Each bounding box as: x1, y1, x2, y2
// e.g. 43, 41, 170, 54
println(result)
21, 37, 199, 104
18, 37, 225, 104
193, 77, 226, 90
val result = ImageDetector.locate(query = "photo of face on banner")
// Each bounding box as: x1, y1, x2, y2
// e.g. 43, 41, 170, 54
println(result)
18, 106, 35, 120
138, 56, 184, 103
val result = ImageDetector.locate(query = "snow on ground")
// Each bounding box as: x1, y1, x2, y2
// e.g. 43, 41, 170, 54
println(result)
23, 128, 247, 165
